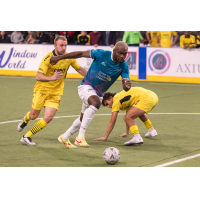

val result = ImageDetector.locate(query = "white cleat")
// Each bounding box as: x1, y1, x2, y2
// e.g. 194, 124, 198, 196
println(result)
145, 128, 158, 138
20, 135, 35, 146
17, 117, 27, 132
124, 136, 144, 146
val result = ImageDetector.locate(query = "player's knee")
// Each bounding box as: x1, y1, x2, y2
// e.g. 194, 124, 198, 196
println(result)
43, 116, 54, 123
91, 101, 101, 109
123, 115, 128, 122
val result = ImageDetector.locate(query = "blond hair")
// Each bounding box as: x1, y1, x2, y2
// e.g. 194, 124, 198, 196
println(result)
54, 35, 67, 45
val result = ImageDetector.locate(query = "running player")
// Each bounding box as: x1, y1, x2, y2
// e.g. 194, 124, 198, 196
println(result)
50, 41, 131, 148
94, 87, 158, 145
17, 35, 87, 146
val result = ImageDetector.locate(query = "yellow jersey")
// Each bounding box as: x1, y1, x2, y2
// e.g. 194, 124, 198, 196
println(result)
34, 50, 80, 96
147, 31, 158, 47
112, 87, 152, 112
157, 31, 177, 47
180, 35, 195, 48
196, 35, 200, 45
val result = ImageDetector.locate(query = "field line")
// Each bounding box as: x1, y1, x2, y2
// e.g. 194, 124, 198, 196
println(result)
154, 154, 200, 167
150, 82, 200, 87
1, 113, 200, 125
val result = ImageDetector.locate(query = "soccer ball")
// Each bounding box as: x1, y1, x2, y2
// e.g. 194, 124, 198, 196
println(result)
103, 147, 120, 165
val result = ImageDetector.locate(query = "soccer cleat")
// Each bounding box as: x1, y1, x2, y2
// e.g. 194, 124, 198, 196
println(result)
20, 135, 35, 146
124, 136, 144, 146
58, 135, 77, 149
74, 137, 89, 147
145, 128, 158, 137
17, 117, 28, 132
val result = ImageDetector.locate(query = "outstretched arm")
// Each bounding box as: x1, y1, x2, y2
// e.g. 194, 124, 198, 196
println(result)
50, 50, 91, 65
94, 111, 118, 141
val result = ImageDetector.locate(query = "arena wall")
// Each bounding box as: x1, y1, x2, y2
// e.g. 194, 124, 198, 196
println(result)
0, 44, 199, 84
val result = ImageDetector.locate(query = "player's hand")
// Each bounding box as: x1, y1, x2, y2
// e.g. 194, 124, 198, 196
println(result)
125, 79, 131, 89
94, 137, 107, 141
50, 56, 60, 65
51, 70, 63, 81
110, 44, 114, 48
170, 43, 175, 47
94, 44, 98, 48
119, 133, 129, 137
148, 40, 152, 44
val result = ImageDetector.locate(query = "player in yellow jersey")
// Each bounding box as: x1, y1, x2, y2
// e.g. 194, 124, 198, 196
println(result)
157, 31, 178, 47
95, 87, 159, 146
196, 31, 200, 48
146, 31, 159, 47
180, 31, 196, 49
17, 35, 87, 146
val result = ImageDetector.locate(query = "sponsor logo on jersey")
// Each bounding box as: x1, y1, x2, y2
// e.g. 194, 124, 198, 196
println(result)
101, 62, 106, 66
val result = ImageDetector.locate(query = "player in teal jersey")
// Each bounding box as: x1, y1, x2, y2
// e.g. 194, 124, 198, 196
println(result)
50, 41, 131, 148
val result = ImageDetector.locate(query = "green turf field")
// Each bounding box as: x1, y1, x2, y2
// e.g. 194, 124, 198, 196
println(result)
1, 76, 200, 167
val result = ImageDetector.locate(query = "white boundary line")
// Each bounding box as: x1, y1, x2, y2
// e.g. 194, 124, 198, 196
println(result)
2, 112, 200, 167
1, 113, 200, 125
154, 154, 200, 167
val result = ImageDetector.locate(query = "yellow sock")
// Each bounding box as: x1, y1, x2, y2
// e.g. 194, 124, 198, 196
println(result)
144, 119, 153, 130
24, 112, 30, 123
130, 125, 139, 136
25, 118, 48, 137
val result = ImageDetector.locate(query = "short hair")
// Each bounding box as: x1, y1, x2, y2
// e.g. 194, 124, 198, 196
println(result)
102, 92, 116, 106
114, 41, 128, 51
54, 35, 67, 45
30, 31, 36, 39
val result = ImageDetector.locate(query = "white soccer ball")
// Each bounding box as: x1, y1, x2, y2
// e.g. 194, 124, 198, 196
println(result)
103, 147, 120, 165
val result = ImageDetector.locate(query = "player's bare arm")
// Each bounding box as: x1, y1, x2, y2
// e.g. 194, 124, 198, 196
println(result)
75, 66, 87, 77
171, 34, 178, 47
94, 111, 118, 141
50, 50, 91, 65
36, 71, 63, 82
146, 32, 152, 44
122, 78, 131, 91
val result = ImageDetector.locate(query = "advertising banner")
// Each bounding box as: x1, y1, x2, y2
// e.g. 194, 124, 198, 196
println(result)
0, 44, 138, 78
147, 47, 200, 78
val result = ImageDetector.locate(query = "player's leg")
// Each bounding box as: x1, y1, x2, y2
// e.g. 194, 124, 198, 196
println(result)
138, 91, 159, 137
59, 104, 87, 149
139, 113, 158, 137
123, 106, 145, 146
17, 107, 41, 132
75, 95, 100, 147
20, 107, 54, 146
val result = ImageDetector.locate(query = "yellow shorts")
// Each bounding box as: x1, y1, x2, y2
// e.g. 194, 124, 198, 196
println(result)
32, 91, 61, 111
132, 91, 158, 114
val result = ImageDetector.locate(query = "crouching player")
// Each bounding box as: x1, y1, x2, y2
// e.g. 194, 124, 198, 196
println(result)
94, 87, 159, 145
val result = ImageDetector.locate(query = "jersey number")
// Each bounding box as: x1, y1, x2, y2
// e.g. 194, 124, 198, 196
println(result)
120, 95, 131, 104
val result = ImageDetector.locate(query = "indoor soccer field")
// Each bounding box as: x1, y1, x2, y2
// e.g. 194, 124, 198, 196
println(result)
1, 76, 200, 167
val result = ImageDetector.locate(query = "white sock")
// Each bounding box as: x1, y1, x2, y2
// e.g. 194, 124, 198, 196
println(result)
133, 133, 141, 139
62, 117, 81, 140
77, 105, 98, 139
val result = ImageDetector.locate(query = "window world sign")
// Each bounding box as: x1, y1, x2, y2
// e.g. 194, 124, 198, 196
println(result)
0, 44, 44, 75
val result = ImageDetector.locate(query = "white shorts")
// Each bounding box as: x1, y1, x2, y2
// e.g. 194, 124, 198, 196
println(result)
78, 85, 103, 113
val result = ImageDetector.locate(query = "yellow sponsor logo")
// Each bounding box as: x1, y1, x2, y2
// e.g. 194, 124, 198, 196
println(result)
107, 77, 111, 81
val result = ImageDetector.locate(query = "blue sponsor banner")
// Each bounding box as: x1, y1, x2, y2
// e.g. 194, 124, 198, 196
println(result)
138, 47, 146, 80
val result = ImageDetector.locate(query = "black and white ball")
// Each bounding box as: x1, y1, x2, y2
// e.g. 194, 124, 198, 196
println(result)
103, 147, 120, 165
